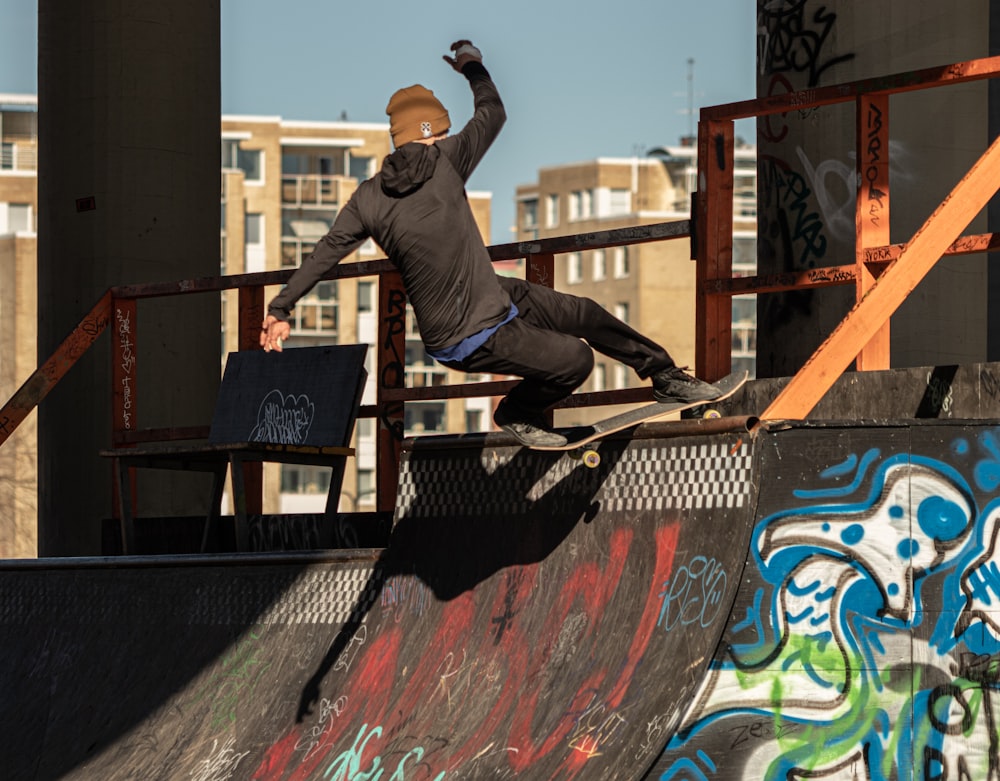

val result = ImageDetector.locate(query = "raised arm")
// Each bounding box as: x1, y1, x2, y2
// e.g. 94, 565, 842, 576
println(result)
439, 40, 506, 181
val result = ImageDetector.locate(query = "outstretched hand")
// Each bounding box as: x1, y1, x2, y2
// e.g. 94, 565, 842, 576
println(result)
443, 39, 483, 72
260, 314, 290, 352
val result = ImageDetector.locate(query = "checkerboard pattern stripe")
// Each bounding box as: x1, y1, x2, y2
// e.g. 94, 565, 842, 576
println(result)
396, 438, 753, 519
603, 442, 754, 512
0, 564, 381, 627
256, 565, 380, 626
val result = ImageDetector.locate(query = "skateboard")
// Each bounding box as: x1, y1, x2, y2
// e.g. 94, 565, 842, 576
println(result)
530, 370, 748, 467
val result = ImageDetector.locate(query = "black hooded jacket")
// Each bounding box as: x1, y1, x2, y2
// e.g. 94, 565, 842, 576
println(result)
268, 62, 509, 354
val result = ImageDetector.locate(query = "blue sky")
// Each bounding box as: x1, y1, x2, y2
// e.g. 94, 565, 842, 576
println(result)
0, 0, 756, 243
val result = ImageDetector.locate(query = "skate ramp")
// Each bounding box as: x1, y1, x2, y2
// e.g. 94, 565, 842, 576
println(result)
0, 421, 758, 780
651, 419, 1000, 780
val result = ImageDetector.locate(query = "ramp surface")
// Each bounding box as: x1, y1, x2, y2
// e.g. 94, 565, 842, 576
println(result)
0, 422, 757, 780
653, 419, 1000, 780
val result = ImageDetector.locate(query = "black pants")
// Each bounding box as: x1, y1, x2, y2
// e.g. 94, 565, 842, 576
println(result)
442, 277, 675, 418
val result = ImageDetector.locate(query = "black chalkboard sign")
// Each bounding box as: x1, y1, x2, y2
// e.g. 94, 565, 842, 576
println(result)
208, 345, 368, 447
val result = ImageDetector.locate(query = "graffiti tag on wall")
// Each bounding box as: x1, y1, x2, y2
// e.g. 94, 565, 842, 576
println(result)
661, 428, 1000, 780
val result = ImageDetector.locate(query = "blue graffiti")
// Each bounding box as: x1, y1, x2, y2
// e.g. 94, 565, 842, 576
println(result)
658, 557, 728, 633
663, 428, 1000, 780
660, 749, 717, 781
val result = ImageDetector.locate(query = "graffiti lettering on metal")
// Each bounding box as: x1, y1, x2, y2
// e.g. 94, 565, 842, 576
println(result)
320, 724, 447, 781
380, 575, 431, 621
189, 627, 272, 732
657, 556, 728, 632
379, 285, 406, 441
190, 736, 251, 781
758, 0, 855, 88
116, 307, 135, 429
758, 157, 828, 270
660, 430, 1000, 779
294, 695, 349, 763
331, 624, 367, 675
248, 390, 315, 444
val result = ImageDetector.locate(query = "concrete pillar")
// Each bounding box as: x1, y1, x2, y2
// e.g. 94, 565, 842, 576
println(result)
37, 1, 221, 555
755, 0, 995, 378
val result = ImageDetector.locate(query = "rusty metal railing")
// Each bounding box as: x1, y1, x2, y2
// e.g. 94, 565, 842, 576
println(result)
0, 220, 693, 518
692, 54, 1000, 418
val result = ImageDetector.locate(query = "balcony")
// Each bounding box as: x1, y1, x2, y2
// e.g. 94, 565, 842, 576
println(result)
281, 174, 352, 207
0, 141, 37, 173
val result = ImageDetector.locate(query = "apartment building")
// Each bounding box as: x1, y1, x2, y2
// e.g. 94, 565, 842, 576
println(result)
514, 140, 757, 425
0, 94, 39, 557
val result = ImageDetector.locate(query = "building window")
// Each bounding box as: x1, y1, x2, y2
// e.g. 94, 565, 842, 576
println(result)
6, 203, 32, 233
732, 295, 757, 380
569, 189, 593, 221
593, 250, 606, 281
613, 246, 630, 278
350, 154, 375, 182
245, 213, 262, 243
614, 302, 629, 324
566, 253, 583, 285
358, 281, 374, 313
522, 198, 538, 230
245, 213, 265, 273
465, 409, 483, 432
609, 188, 631, 216
281, 465, 331, 495
733, 235, 757, 276
614, 364, 628, 390
545, 194, 559, 227
291, 281, 338, 334
356, 469, 375, 507
405, 402, 445, 434
0, 142, 12, 170
592, 363, 606, 392
569, 191, 580, 221
222, 139, 263, 183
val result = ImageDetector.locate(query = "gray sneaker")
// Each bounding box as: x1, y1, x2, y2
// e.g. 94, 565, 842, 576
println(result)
494, 401, 567, 447
652, 366, 723, 404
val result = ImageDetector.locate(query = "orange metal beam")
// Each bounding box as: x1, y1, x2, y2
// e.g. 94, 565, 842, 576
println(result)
702, 55, 1000, 122
864, 232, 1000, 263
703, 233, 1000, 297
0, 291, 113, 448
695, 119, 735, 381
704, 265, 864, 295
855, 93, 891, 370
763, 133, 1000, 420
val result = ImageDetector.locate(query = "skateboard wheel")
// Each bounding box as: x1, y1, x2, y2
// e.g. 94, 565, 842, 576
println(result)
581, 449, 601, 468
702, 408, 721, 419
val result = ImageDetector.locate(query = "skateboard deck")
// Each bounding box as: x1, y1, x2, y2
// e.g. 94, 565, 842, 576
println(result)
530, 370, 748, 458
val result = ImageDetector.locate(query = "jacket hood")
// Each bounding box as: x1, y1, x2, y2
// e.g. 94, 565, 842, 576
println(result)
380, 143, 440, 197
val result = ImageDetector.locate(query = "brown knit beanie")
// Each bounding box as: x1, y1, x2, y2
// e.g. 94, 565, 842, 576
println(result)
385, 85, 451, 147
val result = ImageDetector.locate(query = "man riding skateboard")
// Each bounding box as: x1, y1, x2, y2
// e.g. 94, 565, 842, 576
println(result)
260, 40, 721, 447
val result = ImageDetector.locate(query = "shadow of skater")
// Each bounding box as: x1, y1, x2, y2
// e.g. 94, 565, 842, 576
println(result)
296, 435, 628, 721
